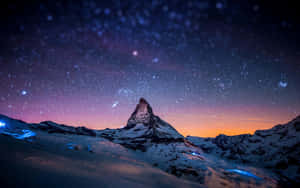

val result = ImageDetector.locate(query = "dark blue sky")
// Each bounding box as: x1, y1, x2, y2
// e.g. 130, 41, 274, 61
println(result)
0, 0, 299, 136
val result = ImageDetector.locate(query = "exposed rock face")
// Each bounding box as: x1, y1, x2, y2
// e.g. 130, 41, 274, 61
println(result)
99, 98, 184, 151
187, 116, 300, 184
126, 98, 153, 128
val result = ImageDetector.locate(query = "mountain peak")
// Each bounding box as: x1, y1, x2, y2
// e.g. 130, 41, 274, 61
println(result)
136, 97, 153, 115
99, 98, 184, 150
139, 97, 149, 105
126, 98, 154, 129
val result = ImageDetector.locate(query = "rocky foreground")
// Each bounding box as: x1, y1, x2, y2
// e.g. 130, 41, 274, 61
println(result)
0, 98, 299, 187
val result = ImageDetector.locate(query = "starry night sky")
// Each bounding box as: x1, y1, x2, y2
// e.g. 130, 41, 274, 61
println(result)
0, 0, 300, 137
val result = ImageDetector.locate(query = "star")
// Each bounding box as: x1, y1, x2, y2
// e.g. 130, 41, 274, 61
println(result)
152, 75, 159, 79
112, 101, 119, 108
152, 57, 159, 63
47, 15, 53, 21
132, 50, 138, 56
21, 90, 27, 95
216, 2, 223, 9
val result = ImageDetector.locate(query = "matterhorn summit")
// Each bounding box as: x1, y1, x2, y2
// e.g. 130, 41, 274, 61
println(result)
126, 98, 153, 127
100, 98, 184, 150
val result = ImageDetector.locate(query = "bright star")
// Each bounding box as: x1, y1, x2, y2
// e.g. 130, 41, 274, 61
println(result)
112, 101, 119, 108
21, 90, 27, 95
132, 50, 138, 56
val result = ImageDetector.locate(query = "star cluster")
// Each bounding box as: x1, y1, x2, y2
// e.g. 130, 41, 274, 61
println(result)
0, 0, 299, 136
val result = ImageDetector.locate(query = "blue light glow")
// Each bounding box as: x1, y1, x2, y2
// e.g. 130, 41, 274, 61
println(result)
191, 152, 201, 157
0, 121, 6, 128
278, 81, 288, 88
67, 143, 76, 150
18, 129, 36, 139
226, 169, 262, 180
0, 129, 36, 140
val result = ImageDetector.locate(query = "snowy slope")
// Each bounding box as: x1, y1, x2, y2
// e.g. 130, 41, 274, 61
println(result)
0, 128, 201, 188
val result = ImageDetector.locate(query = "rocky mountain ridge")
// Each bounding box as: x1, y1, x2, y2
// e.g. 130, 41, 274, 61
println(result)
187, 116, 300, 184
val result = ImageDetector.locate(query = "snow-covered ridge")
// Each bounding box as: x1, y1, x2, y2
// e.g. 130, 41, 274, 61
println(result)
0, 114, 97, 137
187, 116, 300, 183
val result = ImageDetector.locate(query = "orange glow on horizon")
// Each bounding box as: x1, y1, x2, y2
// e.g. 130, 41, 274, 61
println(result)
163, 106, 295, 137
3, 99, 297, 138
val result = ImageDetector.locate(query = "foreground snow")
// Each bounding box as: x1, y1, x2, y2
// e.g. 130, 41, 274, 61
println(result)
0, 128, 201, 188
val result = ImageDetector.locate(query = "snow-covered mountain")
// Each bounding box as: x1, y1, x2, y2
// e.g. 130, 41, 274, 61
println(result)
99, 98, 184, 151
0, 99, 299, 187
96, 99, 220, 184
187, 116, 300, 184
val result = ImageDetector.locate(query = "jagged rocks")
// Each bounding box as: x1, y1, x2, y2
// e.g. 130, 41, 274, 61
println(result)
126, 98, 154, 128
98, 98, 184, 151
